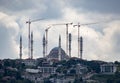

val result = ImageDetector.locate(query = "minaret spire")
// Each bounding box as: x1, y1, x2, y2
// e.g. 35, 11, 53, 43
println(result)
43, 35, 46, 58
20, 35, 22, 59
58, 35, 61, 61
80, 36, 83, 59
31, 32, 33, 59
69, 33, 72, 58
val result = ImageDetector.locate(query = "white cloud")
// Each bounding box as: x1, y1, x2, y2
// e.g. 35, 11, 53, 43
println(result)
0, 12, 19, 59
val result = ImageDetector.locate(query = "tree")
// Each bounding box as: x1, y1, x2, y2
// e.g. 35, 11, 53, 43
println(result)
4, 60, 10, 67
115, 71, 120, 78
70, 69, 76, 75
0, 63, 3, 69
87, 61, 101, 73
74, 77, 83, 83
44, 78, 52, 83
63, 69, 67, 74
114, 61, 120, 65
106, 78, 114, 83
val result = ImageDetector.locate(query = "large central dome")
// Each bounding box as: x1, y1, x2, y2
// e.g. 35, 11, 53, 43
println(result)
46, 47, 69, 60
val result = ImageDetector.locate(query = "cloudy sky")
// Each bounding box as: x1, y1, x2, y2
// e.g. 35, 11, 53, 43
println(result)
0, 0, 120, 62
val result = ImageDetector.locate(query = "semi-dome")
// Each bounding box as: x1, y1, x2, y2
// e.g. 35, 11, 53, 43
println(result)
47, 47, 69, 60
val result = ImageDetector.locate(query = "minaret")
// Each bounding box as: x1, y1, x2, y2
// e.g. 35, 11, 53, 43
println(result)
31, 32, 33, 59
43, 35, 46, 58
69, 33, 72, 58
19, 35, 22, 59
58, 35, 61, 61
80, 36, 83, 59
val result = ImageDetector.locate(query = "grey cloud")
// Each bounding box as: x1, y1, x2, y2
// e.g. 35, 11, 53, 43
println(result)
0, 0, 36, 12
31, 0, 63, 19
0, 0, 63, 19
66, 0, 120, 14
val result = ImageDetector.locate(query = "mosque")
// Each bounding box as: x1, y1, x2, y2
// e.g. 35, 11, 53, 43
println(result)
45, 35, 69, 61
46, 47, 69, 61
19, 34, 69, 61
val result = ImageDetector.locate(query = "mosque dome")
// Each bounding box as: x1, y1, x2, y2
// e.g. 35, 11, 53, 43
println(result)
47, 47, 69, 60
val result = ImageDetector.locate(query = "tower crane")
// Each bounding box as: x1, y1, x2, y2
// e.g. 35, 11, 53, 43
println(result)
44, 22, 72, 57
73, 22, 104, 59
26, 18, 44, 59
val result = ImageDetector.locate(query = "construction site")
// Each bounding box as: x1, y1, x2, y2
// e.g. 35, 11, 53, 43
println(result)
20, 18, 108, 61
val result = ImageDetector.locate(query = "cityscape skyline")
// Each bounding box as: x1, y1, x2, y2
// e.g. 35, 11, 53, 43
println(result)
0, 0, 120, 61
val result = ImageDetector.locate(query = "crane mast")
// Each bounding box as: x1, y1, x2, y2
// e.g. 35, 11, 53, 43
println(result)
66, 24, 69, 56
26, 19, 31, 59
73, 23, 81, 58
